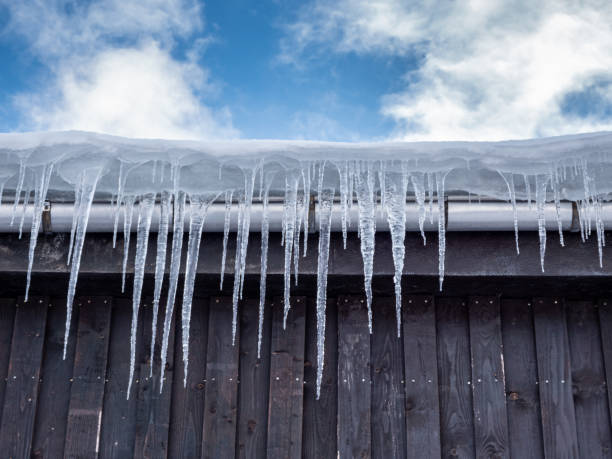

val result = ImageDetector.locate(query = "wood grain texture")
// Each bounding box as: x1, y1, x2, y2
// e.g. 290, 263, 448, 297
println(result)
32, 297, 77, 459
201, 297, 240, 459
500, 299, 544, 459
403, 295, 440, 459
468, 296, 509, 459
266, 297, 306, 459
237, 299, 271, 458
566, 300, 612, 459
64, 296, 112, 459
169, 297, 208, 459
371, 296, 406, 459
303, 296, 338, 459
0, 297, 48, 459
0, 298, 16, 413
436, 297, 475, 459
533, 298, 578, 459
337, 295, 371, 459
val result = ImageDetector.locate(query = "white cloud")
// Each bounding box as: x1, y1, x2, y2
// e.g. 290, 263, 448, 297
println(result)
4, 0, 237, 140
283, 0, 612, 140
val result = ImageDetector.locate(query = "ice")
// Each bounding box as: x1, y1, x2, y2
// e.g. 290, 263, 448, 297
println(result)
127, 193, 155, 399
436, 171, 448, 291
315, 187, 334, 400
219, 189, 233, 291
63, 167, 102, 359
293, 188, 304, 286
257, 172, 275, 358
383, 169, 408, 337
282, 173, 299, 328
302, 165, 311, 257
535, 175, 548, 272
10, 159, 26, 226
121, 196, 136, 293
150, 190, 171, 377
67, 173, 85, 264
180, 193, 220, 386
18, 187, 31, 239
410, 173, 427, 244
336, 161, 350, 249
499, 171, 520, 254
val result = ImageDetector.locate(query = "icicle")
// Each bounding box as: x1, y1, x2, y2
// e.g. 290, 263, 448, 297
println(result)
427, 172, 434, 224
294, 187, 304, 286
220, 189, 233, 290
67, 173, 85, 264
356, 162, 376, 333
384, 171, 408, 337
231, 168, 256, 345
257, 172, 275, 358
64, 168, 102, 359
499, 171, 519, 254
436, 171, 448, 291
315, 187, 334, 400
18, 186, 31, 239
10, 159, 26, 226
112, 162, 126, 248
553, 184, 565, 247
150, 190, 171, 377
24, 163, 54, 301
535, 175, 548, 272
121, 196, 136, 293
160, 161, 166, 183
282, 173, 300, 328
523, 174, 532, 209
336, 161, 349, 249
595, 196, 605, 268
181, 192, 220, 386
160, 166, 186, 392
127, 193, 155, 399
410, 173, 427, 245
302, 164, 311, 257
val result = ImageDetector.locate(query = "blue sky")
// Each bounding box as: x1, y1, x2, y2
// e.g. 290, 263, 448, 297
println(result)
0, 0, 611, 142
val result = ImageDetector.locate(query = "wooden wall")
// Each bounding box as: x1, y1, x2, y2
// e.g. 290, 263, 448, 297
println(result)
0, 293, 611, 458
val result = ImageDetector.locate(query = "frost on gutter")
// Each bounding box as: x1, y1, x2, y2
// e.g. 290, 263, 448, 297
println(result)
1, 130, 612, 399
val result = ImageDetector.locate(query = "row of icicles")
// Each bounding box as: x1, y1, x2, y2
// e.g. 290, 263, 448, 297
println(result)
5, 158, 608, 400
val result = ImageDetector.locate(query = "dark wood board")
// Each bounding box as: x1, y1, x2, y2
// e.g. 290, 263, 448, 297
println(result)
0, 298, 16, 413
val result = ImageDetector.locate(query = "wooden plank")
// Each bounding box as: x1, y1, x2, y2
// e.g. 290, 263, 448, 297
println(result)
500, 299, 544, 459
337, 295, 371, 459
0, 298, 16, 411
436, 297, 475, 459
371, 296, 406, 459
600, 299, 612, 446
99, 298, 139, 458
169, 297, 208, 458
0, 296, 48, 459
237, 298, 271, 458
403, 295, 440, 459
32, 297, 78, 459
303, 296, 338, 459
566, 300, 612, 459
533, 298, 579, 459
64, 296, 112, 459
201, 296, 240, 459
468, 296, 509, 458
134, 299, 175, 459
266, 296, 306, 459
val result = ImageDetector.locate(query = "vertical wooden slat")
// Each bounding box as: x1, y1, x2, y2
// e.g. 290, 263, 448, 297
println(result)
0, 296, 48, 459
169, 297, 208, 458
99, 298, 139, 458
371, 296, 406, 459
337, 295, 371, 459
403, 295, 440, 459
134, 299, 175, 459
436, 297, 475, 459
64, 296, 112, 459
533, 297, 579, 459
566, 300, 612, 458
201, 296, 240, 459
0, 298, 16, 410
266, 297, 306, 459
237, 298, 271, 458
32, 297, 78, 458
599, 299, 612, 441
468, 296, 509, 458
500, 299, 544, 459
303, 296, 338, 459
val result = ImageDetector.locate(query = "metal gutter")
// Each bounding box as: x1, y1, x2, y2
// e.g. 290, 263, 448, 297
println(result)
0, 200, 603, 233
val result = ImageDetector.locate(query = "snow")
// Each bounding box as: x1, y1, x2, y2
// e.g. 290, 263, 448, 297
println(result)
3, 129, 612, 397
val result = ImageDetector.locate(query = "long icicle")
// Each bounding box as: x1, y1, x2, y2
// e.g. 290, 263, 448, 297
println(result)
257, 172, 275, 358
436, 171, 448, 291
64, 167, 102, 359
121, 196, 136, 293
282, 172, 300, 328
220, 189, 233, 290
127, 193, 155, 399
315, 187, 334, 400
356, 161, 376, 333
25, 162, 54, 302
150, 190, 171, 377
498, 171, 520, 254
181, 193, 220, 386
10, 159, 26, 226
